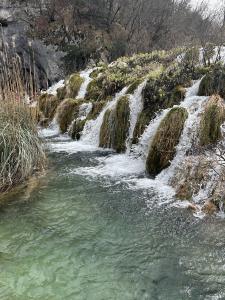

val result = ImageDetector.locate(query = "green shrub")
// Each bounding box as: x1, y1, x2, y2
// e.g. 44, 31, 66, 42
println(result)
0, 102, 46, 192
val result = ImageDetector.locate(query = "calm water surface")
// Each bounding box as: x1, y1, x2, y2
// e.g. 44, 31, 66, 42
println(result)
0, 148, 225, 300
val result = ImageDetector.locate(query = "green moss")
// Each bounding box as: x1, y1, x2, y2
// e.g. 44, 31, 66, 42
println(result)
99, 95, 130, 152
57, 86, 67, 101
127, 79, 142, 94
133, 110, 152, 144
38, 93, 60, 124
68, 119, 86, 140
56, 98, 80, 133
146, 107, 188, 176
67, 74, 84, 98
85, 79, 103, 101
198, 64, 225, 98
199, 95, 225, 146
87, 101, 106, 120
113, 95, 130, 153
99, 109, 114, 149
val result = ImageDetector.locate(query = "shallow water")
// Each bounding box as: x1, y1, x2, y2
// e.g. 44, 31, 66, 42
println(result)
1, 139, 225, 300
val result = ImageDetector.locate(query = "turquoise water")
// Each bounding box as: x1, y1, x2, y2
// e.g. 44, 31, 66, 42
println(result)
1, 147, 225, 300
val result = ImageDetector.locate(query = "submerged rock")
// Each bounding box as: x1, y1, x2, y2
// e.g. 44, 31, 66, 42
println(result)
202, 201, 218, 215
199, 95, 225, 146
68, 119, 86, 140
146, 107, 188, 176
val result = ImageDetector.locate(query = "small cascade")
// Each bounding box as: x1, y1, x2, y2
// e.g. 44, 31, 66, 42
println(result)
77, 69, 94, 99
126, 80, 147, 152
157, 80, 208, 184
131, 109, 171, 158
78, 102, 93, 121
39, 117, 60, 138
68, 102, 93, 139
46, 80, 65, 96
81, 87, 128, 146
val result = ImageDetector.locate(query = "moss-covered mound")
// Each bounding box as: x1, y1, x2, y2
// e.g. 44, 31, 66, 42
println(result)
100, 95, 130, 152
113, 96, 130, 153
67, 74, 84, 98
132, 65, 193, 144
56, 98, 80, 133
146, 107, 188, 176
99, 109, 115, 149
87, 101, 106, 120
57, 86, 67, 100
38, 93, 60, 124
198, 65, 225, 98
199, 95, 225, 146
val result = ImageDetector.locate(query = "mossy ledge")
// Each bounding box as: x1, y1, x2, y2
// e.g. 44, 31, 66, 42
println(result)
100, 95, 130, 153
56, 98, 81, 133
66, 74, 84, 98
38, 93, 60, 126
199, 95, 225, 146
198, 65, 225, 98
132, 71, 188, 144
146, 107, 188, 176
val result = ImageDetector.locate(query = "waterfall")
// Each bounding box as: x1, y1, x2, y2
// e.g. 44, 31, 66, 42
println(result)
81, 87, 128, 146
131, 109, 171, 158
46, 80, 65, 96
78, 102, 93, 120
126, 80, 147, 152
68, 102, 93, 136
77, 69, 94, 99
157, 80, 208, 184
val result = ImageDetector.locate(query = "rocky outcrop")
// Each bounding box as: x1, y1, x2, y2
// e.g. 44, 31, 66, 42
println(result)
0, 4, 64, 90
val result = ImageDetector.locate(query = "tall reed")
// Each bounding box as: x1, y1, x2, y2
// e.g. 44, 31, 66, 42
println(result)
0, 27, 46, 193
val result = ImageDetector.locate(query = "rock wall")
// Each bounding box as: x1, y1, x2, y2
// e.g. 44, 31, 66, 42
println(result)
0, 3, 64, 90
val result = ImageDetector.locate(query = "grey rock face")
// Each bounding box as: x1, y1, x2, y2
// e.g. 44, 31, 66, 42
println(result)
0, 2, 65, 90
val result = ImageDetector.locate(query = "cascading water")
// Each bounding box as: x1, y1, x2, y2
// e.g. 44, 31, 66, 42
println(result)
39, 117, 60, 138
81, 87, 128, 146
46, 80, 65, 96
126, 80, 147, 152
43, 76, 220, 212
131, 109, 170, 159
77, 69, 94, 99
157, 80, 208, 184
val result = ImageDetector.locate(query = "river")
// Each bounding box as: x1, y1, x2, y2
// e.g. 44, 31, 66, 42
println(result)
0, 133, 225, 300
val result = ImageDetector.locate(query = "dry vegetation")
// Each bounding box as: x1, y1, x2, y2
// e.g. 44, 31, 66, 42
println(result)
0, 30, 46, 193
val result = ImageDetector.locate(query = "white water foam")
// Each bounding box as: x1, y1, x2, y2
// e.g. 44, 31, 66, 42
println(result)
49, 140, 98, 154
77, 69, 94, 99
39, 117, 60, 138
46, 80, 65, 96
81, 87, 128, 146
126, 80, 147, 152
131, 109, 170, 159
